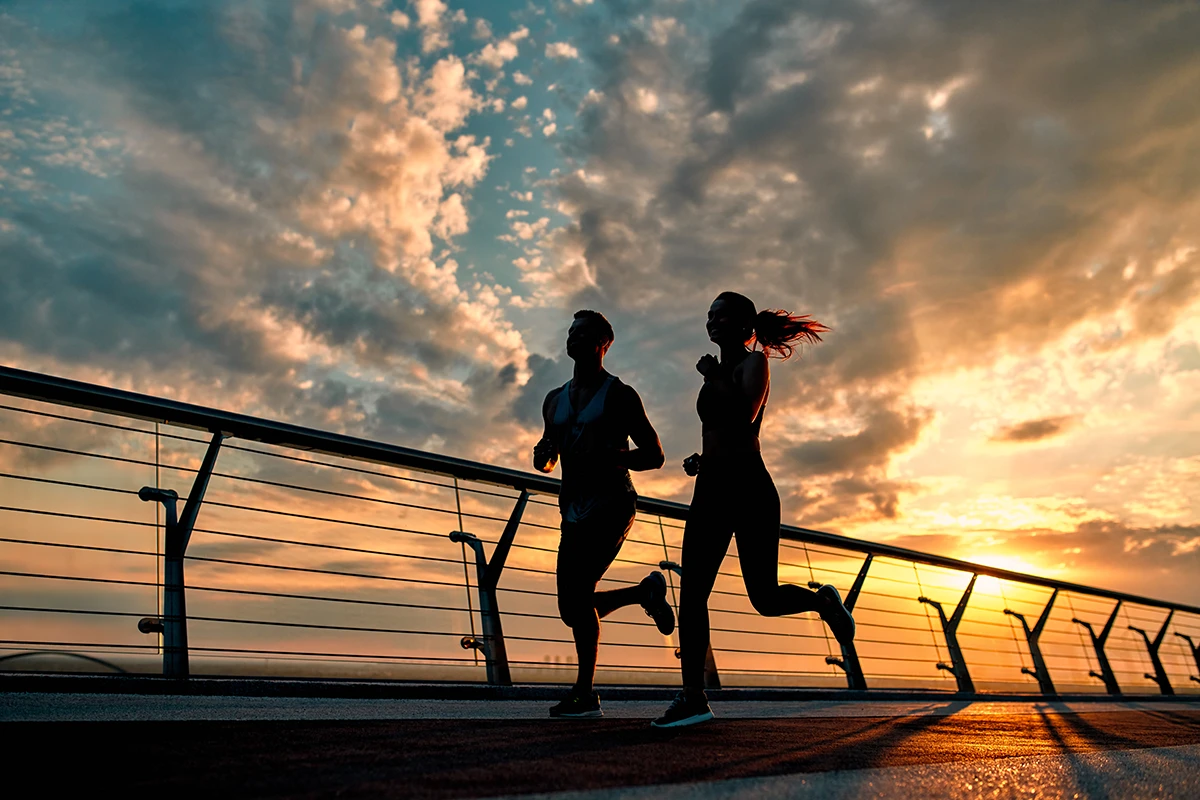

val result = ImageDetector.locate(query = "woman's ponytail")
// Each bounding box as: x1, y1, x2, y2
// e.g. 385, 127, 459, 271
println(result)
714, 291, 829, 359
752, 308, 829, 359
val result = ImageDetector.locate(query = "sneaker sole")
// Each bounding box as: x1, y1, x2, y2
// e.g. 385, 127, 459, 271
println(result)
649, 606, 676, 636
819, 585, 856, 646
650, 710, 714, 728
642, 573, 676, 636
550, 710, 603, 719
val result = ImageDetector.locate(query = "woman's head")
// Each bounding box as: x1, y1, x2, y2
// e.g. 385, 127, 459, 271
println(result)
707, 291, 829, 359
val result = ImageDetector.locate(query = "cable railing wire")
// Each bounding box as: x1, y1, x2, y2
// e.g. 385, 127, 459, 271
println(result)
3, 366, 1199, 696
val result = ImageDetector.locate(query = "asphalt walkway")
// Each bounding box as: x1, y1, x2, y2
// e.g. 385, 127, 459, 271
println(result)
4, 694, 1198, 798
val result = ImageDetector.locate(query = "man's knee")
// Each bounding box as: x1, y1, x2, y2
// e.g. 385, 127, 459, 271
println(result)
558, 591, 596, 628
747, 587, 784, 617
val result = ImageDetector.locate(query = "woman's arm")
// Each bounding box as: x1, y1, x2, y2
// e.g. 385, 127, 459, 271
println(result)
739, 351, 769, 422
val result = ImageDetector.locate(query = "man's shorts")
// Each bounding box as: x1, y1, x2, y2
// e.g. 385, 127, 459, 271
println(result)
556, 491, 637, 587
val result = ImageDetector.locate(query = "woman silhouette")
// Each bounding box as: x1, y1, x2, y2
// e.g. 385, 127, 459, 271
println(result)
652, 291, 855, 728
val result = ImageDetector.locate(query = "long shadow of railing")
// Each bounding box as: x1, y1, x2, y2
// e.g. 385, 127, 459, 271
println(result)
1, 365, 1199, 697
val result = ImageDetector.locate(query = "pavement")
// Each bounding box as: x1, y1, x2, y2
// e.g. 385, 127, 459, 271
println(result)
3, 694, 1199, 798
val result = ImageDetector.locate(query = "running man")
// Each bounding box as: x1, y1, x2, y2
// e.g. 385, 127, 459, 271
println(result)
534, 309, 674, 718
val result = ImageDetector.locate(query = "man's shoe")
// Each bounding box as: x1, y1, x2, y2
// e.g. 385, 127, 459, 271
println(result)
549, 691, 602, 718
640, 571, 676, 635
651, 690, 713, 728
817, 583, 856, 647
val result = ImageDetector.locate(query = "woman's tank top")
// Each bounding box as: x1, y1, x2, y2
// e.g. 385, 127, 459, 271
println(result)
697, 356, 766, 440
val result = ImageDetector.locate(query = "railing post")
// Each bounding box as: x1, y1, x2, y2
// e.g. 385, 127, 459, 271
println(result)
1129, 610, 1175, 695
136, 430, 226, 679
918, 574, 976, 693
1072, 600, 1122, 695
450, 490, 528, 686
661, 559, 720, 690
1175, 633, 1200, 684
809, 553, 870, 691
1174, 632, 1200, 684
1004, 588, 1058, 696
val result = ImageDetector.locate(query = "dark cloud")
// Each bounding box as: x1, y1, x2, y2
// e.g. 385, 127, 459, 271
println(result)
546, 0, 1200, 522
787, 404, 930, 477
884, 519, 1200, 606
0, 1, 529, 462
991, 415, 1081, 444
512, 353, 569, 427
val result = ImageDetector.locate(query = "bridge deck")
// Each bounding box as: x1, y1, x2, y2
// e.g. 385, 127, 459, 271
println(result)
4, 695, 1199, 798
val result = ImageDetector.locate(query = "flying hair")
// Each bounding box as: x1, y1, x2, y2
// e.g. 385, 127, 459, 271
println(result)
715, 291, 829, 360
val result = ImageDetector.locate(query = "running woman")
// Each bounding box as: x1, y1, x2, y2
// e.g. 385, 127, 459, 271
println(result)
652, 292, 855, 728
534, 310, 675, 718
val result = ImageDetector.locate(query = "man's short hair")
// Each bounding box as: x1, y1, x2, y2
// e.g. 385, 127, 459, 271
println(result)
573, 309, 614, 349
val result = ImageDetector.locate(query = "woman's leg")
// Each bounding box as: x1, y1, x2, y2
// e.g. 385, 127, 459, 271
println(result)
735, 469, 822, 617
678, 493, 733, 692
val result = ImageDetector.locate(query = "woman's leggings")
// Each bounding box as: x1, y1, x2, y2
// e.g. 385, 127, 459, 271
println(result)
678, 453, 822, 691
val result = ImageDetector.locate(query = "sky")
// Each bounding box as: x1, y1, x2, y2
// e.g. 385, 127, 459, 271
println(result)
2, 0, 1200, 606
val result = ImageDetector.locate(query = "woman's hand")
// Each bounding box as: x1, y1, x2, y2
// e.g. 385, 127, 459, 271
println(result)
682, 452, 701, 476
696, 354, 719, 379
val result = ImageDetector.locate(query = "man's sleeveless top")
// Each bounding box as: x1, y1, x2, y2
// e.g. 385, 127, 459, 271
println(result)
548, 374, 636, 523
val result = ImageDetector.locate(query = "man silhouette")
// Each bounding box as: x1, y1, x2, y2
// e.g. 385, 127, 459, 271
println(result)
534, 310, 673, 717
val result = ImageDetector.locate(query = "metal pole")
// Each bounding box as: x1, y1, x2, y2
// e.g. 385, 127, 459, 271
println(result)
1005, 588, 1058, 696
1072, 601, 1122, 695
1130, 610, 1176, 696
449, 490, 528, 686
137, 430, 225, 679
918, 574, 977, 693
1174, 633, 1200, 684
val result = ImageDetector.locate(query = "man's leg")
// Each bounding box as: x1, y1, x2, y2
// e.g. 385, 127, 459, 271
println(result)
589, 500, 672, 629
555, 501, 637, 699
556, 526, 604, 697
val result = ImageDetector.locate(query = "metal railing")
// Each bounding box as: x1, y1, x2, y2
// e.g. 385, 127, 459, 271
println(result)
1, 364, 1199, 696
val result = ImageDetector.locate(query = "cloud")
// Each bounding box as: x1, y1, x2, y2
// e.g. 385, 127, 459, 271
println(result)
4, 0, 1200, 617
411, 0, 451, 53
0, 1, 532, 461
545, 42, 579, 60
884, 519, 1200, 605
470, 26, 529, 71
538, 0, 1200, 527
511, 217, 550, 240
991, 415, 1081, 444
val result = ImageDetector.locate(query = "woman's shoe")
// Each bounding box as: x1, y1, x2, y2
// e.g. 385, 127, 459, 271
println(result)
651, 690, 713, 728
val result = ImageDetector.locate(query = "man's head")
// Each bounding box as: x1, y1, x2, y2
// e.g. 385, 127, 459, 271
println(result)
565, 309, 614, 362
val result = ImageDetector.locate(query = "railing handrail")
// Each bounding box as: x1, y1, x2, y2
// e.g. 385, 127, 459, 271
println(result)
3, 364, 1197, 616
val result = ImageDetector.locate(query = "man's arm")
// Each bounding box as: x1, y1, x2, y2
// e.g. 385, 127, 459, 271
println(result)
532, 390, 560, 473
614, 384, 665, 472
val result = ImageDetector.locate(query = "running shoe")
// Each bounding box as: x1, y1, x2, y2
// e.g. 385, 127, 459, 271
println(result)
651, 690, 714, 728
640, 571, 676, 635
549, 690, 602, 718
817, 583, 856, 647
